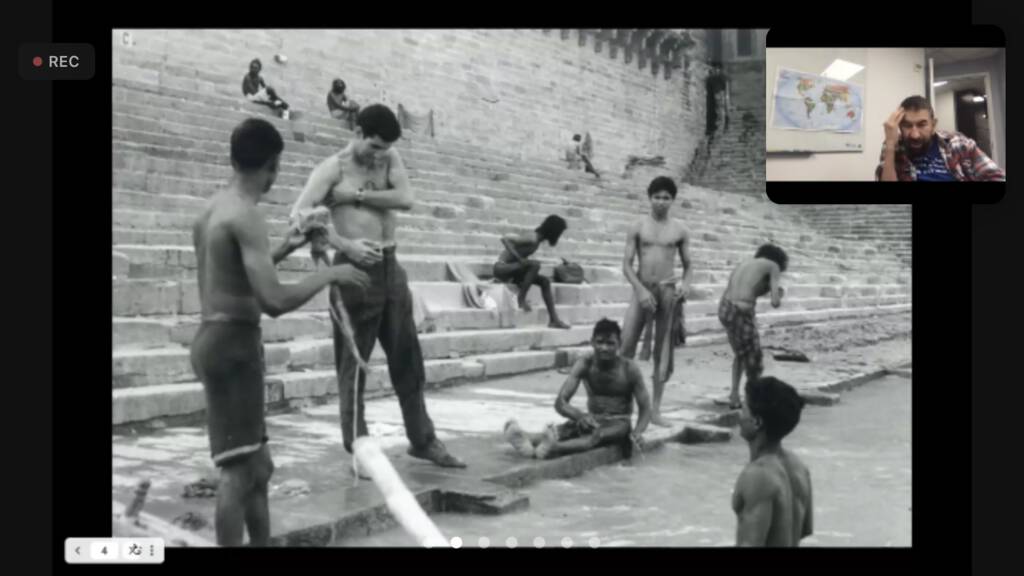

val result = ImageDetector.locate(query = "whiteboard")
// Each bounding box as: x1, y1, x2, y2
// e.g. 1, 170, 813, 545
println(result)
766, 48, 867, 153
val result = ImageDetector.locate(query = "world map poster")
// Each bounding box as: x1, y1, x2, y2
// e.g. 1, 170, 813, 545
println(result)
771, 68, 864, 133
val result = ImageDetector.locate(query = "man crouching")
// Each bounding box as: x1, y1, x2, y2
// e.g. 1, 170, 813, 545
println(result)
503, 319, 652, 459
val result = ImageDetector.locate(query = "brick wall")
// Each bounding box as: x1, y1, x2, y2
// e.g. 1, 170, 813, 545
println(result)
113, 29, 709, 178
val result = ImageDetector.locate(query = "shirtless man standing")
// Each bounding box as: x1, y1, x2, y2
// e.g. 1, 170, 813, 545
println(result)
719, 244, 788, 409
503, 318, 651, 459
733, 376, 813, 547
190, 118, 369, 545
289, 104, 464, 468
620, 176, 693, 426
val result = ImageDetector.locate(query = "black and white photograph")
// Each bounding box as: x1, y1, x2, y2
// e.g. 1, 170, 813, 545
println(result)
110, 28, 911, 548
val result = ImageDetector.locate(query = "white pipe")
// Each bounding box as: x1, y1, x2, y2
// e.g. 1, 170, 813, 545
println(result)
352, 437, 448, 548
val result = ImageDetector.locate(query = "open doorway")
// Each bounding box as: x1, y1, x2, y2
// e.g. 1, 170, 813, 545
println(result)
927, 47, 1004, 168
933, 74, 994, 158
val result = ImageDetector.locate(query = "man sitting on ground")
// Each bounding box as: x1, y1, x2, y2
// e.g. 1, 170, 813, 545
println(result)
504, 319, 651, 459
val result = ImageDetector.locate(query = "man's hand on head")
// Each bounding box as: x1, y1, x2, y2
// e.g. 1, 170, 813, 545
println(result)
884, 107, 905, 147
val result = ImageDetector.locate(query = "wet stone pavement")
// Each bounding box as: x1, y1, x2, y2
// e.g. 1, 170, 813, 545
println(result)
112, 314, 910, 546
338, 374, 911, 547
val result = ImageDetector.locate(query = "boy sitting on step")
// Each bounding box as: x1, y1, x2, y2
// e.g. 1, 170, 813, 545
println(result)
504, 319, 651, 459
493, 214, 571, 329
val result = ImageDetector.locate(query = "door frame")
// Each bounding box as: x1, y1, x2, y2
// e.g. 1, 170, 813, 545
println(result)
932, 70, 996, 163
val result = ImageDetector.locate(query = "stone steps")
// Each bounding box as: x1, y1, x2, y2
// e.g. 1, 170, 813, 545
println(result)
110, 224, 898, 276
112, 269, 910, 319
109, 133, 648, 219
112, 288, 911, 353
110, 241, 905, 287
110, 91, 905, 262
111, 117, 617, 200
110, 188, 907, 275
111, 303, 912, 425
112, 81, 634, 194
110, 165, 866, 256
113, 323, 591, 389
112, 303, 628, 349
110, 206, 751, 254
110, 253, 890, 292
111, 137, 648, 220
113, 71, 630, 169
110, 176, 901, 271
112, 297, 913, 387
109, 185, 618, 249
105, 127, 905, 262
109, 167, 642, 242
112, 103, 600, 188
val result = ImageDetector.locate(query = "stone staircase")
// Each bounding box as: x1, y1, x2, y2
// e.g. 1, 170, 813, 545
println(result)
111, 40, 911, 429
794, 205, 912, 267
688, 61, 766, 196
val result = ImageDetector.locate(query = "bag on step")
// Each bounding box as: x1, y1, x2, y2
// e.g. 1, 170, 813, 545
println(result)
553, 258, 585, 284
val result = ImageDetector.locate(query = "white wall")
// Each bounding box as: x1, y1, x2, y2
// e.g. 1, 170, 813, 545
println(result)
934, 89, 957, 132
766, 48, 926, 181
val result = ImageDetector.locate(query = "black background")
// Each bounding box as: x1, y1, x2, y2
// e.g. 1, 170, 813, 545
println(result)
11, 0, 1016, 573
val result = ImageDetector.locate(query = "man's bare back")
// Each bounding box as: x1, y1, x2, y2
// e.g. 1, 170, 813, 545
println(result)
779, 448, 813, 542
194, 192, 263, 324
733, 448, 812, 546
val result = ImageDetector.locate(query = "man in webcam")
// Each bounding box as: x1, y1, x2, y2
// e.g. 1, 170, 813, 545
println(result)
876, 95, 1004, 181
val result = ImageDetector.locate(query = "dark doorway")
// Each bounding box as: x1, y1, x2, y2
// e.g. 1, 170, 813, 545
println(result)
953, 89, 993, 158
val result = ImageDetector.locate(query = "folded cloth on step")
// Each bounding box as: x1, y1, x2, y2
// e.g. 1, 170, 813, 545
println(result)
446, 261, 487, 309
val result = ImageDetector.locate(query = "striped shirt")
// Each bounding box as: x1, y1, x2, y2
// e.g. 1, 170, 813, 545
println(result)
875, 130, 1005, 182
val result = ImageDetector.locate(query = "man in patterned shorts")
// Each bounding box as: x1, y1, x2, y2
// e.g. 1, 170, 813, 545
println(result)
719, 244, 788, 409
